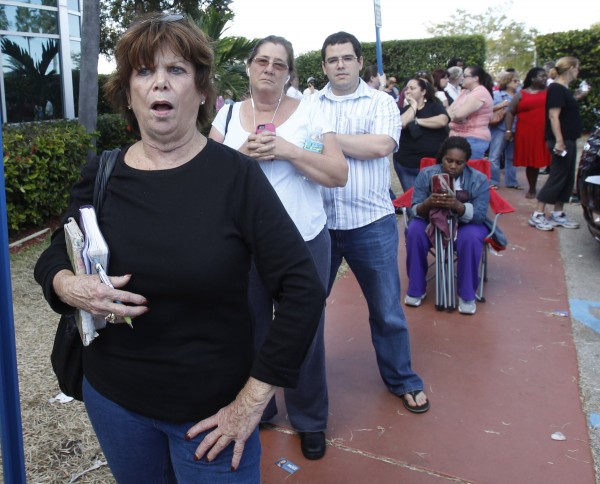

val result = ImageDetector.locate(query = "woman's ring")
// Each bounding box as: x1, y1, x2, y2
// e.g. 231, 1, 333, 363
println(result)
105, 312, 116, 324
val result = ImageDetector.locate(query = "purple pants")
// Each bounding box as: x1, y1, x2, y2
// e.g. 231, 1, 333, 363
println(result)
405, 218, 488, 302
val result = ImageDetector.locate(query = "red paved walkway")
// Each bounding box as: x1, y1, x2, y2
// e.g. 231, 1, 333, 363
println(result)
258, 186, 596, 483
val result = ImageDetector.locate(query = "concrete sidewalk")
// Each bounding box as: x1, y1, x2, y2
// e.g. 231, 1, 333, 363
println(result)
258, 184, 597, 483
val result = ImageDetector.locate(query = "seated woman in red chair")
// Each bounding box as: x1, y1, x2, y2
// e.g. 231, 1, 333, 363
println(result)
404, 136, 490, 315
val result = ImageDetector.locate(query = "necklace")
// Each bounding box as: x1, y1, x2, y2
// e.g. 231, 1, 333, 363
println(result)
251, 92, 283, 129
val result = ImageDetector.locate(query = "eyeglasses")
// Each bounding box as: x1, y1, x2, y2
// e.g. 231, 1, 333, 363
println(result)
253, 57, 289, 71
136, 13, 185, 26
325, 55, 358, 66
463, 75, 475, 78
416, 70, 429, 77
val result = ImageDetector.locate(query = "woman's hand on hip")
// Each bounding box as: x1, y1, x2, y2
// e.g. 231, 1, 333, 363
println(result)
185, 377, 276, 470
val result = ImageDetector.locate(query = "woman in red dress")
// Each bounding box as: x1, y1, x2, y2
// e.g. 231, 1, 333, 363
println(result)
504, 67, 551, 198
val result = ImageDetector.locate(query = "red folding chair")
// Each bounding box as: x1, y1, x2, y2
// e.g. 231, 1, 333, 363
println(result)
393, 158, 514, 309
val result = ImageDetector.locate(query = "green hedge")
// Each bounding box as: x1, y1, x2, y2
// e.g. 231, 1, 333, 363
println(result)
536, 27, 600, 131
295, 35, 486, 90
3, 120, 94, 234
95, 113, 139, 153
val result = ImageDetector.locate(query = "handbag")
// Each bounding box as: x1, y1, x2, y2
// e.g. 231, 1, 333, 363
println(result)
50, 148, 120, 401
489, 107, 506, 127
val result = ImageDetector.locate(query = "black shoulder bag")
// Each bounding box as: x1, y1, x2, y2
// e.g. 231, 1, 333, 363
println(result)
50, 149, 120, 401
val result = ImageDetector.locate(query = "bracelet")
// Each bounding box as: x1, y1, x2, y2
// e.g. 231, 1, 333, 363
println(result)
505, 130, 512, 133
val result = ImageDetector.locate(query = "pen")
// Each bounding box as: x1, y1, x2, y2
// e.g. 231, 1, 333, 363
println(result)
94, 261, 133, 328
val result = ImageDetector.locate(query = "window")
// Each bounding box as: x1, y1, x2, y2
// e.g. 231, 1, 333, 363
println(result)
2, 34, 62, 122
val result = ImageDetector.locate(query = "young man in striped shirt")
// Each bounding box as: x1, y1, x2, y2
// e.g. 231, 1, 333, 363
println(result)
316, 31, 429, 416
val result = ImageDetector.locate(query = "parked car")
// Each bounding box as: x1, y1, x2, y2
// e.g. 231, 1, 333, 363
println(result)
577, 123, 600, 242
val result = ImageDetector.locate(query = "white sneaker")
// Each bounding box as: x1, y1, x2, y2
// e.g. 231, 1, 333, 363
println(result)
404, 294, 425, 307
548, 212, 580, 229
458, 297, 476, 315
528, 213, 554, 231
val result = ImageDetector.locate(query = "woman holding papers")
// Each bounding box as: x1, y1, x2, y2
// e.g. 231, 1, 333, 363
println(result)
209, 35, 347, 461
34, 14, 325, 483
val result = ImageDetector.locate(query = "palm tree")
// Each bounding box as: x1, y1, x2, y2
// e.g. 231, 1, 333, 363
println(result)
195, 5, 256, 101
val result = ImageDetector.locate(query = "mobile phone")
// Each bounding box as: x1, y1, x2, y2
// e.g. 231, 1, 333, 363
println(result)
432, 173, 453, 194
554, 149, 567, 157
256, 123, 276, 134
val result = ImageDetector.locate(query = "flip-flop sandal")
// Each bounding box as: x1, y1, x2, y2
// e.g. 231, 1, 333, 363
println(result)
401, 391, 430, 414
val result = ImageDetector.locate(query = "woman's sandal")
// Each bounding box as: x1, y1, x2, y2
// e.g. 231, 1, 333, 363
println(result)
401, 391, 430, 414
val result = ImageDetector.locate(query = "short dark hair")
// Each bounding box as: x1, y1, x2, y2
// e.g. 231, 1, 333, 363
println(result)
321, 31, 362, 61
104, 12, 215, 133
447, 57, 464, 68
436, 136, 472, 164
409, 77, 438, 104
523, 67, 546, 89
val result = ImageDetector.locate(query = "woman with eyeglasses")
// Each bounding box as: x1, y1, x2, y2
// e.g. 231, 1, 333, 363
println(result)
35, 15, 328, 482
504, 67, 551, 199
447, 65, 494, 160
393, 77, 450, 191
488, 71, 521, 189
209, 35, 347, 461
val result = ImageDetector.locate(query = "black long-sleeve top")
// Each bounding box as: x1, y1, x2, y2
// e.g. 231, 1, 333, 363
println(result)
35, 140, 325, 422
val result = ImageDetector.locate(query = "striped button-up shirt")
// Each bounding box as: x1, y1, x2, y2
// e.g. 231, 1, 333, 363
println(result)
315, 79, 401, 230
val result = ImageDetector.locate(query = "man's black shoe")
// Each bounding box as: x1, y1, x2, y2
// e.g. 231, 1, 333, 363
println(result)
299, 431, 326, 460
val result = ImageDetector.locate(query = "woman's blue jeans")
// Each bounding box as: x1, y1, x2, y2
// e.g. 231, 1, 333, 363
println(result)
393, 160, 420, 192
83, 378, 261, 483
488, 128, 517, 187
465, 137, 490, 161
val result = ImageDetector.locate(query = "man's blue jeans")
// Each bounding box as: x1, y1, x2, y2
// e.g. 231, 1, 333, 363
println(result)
488, 128, 518, 187
328, 214, 424, 396
250, 227, 330, 433
83, 378, 261, 483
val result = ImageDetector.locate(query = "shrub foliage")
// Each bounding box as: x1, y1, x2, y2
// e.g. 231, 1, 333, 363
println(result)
3, 121, 94, 234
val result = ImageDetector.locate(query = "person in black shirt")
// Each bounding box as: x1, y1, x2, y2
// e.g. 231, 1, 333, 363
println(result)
394, 77, 449, 191
528, 57, 583, 231
34, 13, 324, 483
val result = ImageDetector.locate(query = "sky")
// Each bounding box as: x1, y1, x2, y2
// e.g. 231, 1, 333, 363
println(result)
98, 0, 599, 73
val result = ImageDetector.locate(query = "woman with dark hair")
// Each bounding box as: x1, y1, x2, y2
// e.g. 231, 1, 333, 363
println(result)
504, 67, 551, 198
432, 68, 451, 107
528, 56, 583, 231
393, 77, 449, 191
448, 65, 494, 160
209, 35, 347, 461
35, 15, 327, 482
404, 136, 490, 315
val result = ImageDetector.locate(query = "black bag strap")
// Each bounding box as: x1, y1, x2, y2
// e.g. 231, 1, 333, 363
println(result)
224, 103, 233, 136
93, 148, 121, 215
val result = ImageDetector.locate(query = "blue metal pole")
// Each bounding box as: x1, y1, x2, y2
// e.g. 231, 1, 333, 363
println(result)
375, 26, 383, 76
373, 0, 383, 75
0, 119, 27, 482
